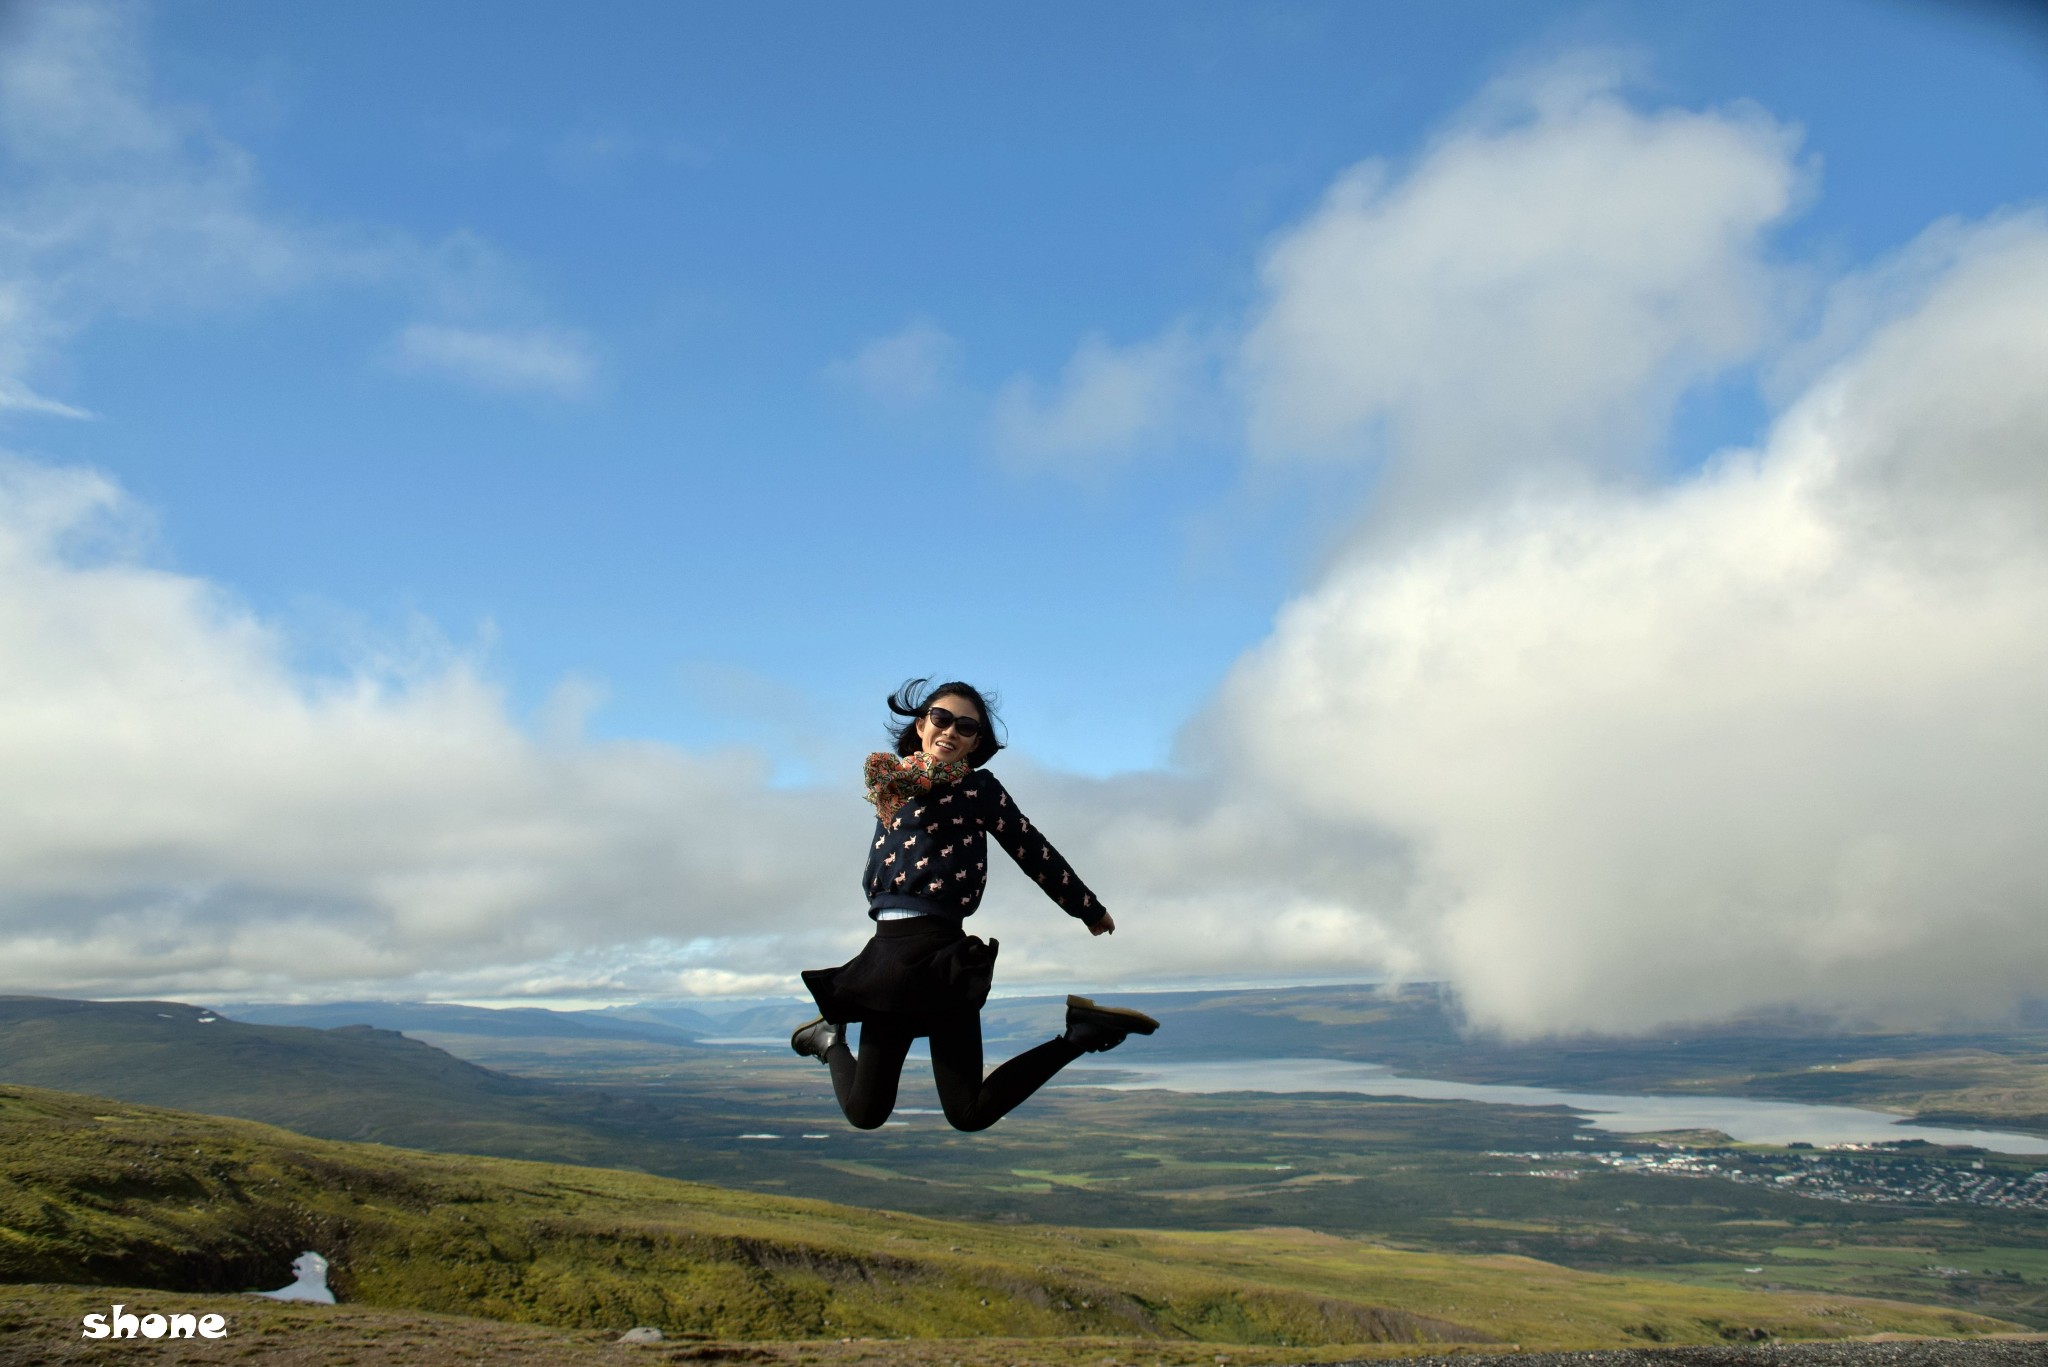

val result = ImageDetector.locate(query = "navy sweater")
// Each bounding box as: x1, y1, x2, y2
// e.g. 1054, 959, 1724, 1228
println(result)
863, 768, 1105, 925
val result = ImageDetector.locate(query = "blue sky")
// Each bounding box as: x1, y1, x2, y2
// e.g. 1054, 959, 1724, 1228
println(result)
3, 0, 2047, 1027
14, 0, 2043, 775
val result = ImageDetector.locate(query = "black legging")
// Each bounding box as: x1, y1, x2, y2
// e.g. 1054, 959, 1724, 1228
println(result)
826, 1009, 1082, 1132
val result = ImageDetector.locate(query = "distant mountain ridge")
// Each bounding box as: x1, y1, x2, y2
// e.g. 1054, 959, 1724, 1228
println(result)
219, 998, 707, 1044
0, 995, 674, 1165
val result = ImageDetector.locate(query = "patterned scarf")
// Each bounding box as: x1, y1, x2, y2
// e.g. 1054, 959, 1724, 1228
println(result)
864, 750, 970, 826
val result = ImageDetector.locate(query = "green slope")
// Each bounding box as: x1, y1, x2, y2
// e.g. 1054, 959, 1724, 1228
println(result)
0, 996, 659, 1165
0, 1084, 2017, 1352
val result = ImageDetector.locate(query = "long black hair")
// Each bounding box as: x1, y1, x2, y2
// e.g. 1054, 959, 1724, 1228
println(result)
886, 677, 1005, 769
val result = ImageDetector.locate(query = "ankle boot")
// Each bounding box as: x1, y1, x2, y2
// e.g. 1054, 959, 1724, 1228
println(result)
790, 1016, 841, 1062
1063, 995, 1160, 1054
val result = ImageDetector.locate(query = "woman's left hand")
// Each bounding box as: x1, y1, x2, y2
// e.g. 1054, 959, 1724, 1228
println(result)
1088, 913, 1116, 937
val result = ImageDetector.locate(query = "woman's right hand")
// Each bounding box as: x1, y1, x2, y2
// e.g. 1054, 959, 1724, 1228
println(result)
1088, 913, 1116, 937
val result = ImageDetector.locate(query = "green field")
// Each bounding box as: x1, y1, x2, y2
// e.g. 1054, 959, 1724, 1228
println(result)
393, 1007, 2048, 1330
6, 989, 2048, 1333
0, 1085, 2017, 1353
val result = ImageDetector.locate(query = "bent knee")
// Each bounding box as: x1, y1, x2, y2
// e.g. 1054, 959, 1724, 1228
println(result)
843, 1104, 893, 1130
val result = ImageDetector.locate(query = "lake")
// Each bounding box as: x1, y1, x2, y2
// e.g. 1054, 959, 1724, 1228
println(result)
1059, 1056, 2048, 1155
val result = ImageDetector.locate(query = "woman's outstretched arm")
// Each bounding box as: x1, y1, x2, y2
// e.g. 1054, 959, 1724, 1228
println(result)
967, 771, 1108, 927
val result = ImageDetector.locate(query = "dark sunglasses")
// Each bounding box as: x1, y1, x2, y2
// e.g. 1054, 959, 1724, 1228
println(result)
924, 705, 983, 739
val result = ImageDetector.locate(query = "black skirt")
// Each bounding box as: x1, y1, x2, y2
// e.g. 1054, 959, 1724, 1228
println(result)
802, 917, 999, 1027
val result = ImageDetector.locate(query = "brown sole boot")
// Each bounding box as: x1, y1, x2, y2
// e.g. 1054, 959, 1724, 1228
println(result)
1064, 995, 1160, 1053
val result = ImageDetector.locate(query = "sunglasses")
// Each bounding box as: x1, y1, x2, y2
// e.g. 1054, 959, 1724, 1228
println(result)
924, 705, 984, 739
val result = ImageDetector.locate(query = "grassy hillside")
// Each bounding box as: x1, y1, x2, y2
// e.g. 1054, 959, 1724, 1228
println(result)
0, 1084, 2017, 1352
9, 996, 2046, 1330
0, 996, 679, 1167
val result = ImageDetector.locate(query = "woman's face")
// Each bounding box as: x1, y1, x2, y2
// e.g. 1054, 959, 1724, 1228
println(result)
915, 692, 983, 765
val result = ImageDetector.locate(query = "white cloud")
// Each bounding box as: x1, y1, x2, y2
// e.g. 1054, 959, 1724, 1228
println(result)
0, 0, 170, 165
0, 379, 92, 420
941, 764, 1422, 994
0, 0, 353, 410
0, 0, 596, 416
1203, 213, 2048, 1036
1003, 59, 1798, 506
824, 319, 959, 407
387, 323, 599, 400
0, 456, 854, 1001
6, 24, 2043, 1042
950, 65, 2048, 1036
545, 128, 720, 178
0, 453, 1415, 1005
1240, 62, 1801, 528
14, 187, 2048, 1031
669, 967, 804, 998
991, 326, 1207, 465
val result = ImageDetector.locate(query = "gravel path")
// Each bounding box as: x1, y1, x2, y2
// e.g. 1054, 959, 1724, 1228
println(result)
1354, 1340, 2048, 1367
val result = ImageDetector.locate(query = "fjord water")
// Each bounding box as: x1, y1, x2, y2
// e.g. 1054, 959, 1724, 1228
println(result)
1062, 1057, 2048, 1154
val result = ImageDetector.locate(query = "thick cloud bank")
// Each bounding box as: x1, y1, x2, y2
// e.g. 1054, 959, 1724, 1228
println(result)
1215, 215, 2048, 1034
0, 457, 1414, 1002
1245, 69, 1800, 528
0, 460, 852, 1000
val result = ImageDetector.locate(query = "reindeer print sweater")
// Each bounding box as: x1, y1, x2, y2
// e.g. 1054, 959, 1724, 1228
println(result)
863, 768, 1106, 926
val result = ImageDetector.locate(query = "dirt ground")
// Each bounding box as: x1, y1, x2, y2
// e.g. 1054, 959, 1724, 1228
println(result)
1376, 1342, 2048, 1366
2, 1285, 2041, 1367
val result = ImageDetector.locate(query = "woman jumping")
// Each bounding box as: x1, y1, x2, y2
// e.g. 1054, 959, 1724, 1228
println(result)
791, 677, 1159, 1131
